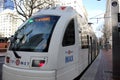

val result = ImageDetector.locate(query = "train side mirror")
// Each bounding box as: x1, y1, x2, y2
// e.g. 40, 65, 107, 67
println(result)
79, 30, 81, 33
9, 35, 14, 42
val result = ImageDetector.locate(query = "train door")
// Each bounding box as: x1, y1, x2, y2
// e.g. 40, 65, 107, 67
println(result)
87, 35, 91, 65
88, 36, 93, 64
57, 18, 78, 80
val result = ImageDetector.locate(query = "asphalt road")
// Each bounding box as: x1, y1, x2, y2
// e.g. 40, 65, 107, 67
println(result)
0, 56, 5, 80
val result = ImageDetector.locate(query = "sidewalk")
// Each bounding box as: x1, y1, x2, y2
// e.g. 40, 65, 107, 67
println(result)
80, 49, 113, 80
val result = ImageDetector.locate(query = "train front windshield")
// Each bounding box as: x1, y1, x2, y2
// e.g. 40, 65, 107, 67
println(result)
9, 15, 60, 52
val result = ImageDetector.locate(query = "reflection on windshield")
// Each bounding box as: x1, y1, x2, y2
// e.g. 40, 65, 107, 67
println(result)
9, 15, 60, 52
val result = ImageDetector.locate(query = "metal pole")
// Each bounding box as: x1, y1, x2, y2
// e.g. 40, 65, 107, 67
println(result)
111, 0, 120, 79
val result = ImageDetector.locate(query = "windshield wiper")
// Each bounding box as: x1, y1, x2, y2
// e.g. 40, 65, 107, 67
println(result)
11, 34, 21, 59
13, 50, 21, 59
11, 30, 33, 58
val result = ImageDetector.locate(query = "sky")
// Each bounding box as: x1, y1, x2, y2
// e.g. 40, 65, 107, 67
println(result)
83, 0, 106, 12
4, 0, 14, 10
0, 0, 14, 12
83, 0, 106, 38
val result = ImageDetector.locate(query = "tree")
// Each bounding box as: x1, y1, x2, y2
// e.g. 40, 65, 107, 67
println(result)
14, 0, 55, 22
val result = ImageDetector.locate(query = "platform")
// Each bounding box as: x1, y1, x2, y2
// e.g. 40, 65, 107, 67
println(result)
80, 49, 113, 80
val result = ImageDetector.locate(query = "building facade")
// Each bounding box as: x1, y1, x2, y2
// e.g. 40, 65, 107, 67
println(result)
104, 0, 112, 46
0, 9, 22, 37
57, 0, 88, 22
104, 0, 120, 47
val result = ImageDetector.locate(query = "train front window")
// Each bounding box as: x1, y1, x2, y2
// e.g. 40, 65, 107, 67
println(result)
9, 15, 60, 52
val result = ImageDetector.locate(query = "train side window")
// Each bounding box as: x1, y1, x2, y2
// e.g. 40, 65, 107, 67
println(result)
81, 35, 89, 49
62, 19, 75, 47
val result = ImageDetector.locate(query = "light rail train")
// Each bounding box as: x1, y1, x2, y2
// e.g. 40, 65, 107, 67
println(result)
2, 6, 99, 80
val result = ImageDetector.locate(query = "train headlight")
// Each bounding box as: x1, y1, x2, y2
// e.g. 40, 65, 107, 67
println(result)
32, 60, 45, 67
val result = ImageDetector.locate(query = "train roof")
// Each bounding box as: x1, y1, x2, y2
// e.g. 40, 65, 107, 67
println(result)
33, 6, 78, 17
